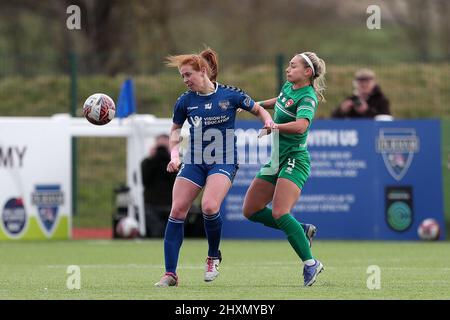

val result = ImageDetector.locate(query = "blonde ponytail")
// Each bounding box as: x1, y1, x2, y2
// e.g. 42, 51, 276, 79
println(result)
297, 52, 327, 101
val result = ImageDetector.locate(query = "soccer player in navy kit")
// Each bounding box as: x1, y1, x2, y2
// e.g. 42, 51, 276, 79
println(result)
155, 48, 275, 287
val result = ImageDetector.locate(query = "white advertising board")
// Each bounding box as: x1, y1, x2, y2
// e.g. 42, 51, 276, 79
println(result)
0, 118, 71, 240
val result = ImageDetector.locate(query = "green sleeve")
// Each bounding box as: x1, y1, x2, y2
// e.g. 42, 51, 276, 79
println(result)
296, 96, 317, 123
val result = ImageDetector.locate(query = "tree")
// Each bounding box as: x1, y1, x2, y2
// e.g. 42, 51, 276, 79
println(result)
436, 0, 449, 60
387, 0, 433, 62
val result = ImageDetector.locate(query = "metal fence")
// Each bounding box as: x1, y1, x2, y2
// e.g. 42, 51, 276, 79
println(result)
1, 53, 449, 227
1, 53, 449, 119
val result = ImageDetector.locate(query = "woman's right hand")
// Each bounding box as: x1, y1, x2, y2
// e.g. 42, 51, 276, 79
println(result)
167, 157, 181, 173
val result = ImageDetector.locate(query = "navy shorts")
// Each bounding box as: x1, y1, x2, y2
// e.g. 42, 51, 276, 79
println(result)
177, 163, 239, 188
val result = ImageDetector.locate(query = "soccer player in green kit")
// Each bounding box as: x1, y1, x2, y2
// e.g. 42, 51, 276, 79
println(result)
242, 52, 326, 286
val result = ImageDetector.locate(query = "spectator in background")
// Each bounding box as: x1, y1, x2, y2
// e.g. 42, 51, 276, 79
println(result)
331, 68, 391, 119
141, 134, 176, 238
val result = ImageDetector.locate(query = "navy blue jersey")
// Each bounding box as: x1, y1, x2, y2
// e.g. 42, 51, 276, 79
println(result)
172, 82, 255, 164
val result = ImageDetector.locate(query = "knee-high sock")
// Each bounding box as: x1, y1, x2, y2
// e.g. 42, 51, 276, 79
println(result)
248, 207, 309, 233
276, 213, 313, 261
203, 212, 222, 258
248, 207, 279, 229
164, 217, 185, 274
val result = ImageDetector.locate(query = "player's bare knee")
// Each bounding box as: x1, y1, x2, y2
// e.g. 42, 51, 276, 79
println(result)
169, 205, 189, 220
202, 199, 220, 215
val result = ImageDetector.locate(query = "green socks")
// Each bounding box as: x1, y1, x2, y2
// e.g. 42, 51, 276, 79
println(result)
275, 213, 313, 262
248, 207, 279, 229
248, 208, 313, 262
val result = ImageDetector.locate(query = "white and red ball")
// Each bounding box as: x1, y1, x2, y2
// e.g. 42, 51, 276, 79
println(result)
83, 93, 116, 125
417, 218, 440, 241
116, 216, 140, 239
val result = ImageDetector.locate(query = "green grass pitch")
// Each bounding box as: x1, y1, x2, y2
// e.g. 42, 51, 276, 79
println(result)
0, 239, 449, 300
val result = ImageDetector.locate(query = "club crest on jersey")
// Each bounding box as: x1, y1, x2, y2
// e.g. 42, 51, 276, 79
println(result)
376, 128, 420, 181
219, 100, 230, 111
285, 99, 294, 108
32, 185, 64, 236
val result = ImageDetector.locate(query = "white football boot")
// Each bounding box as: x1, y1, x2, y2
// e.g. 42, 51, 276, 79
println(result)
204, 250, 222, 282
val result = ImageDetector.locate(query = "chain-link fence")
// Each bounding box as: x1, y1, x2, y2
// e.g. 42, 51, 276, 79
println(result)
1, 53, 449, 227
1, 53, 449, 119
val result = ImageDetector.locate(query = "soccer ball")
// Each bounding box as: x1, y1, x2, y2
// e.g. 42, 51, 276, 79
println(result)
116, 216, 139, 239
417, 218, 440, 241
83, 93, 116, 125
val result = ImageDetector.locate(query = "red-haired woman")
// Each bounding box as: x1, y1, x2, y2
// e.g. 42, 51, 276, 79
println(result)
155, 48, 275, 287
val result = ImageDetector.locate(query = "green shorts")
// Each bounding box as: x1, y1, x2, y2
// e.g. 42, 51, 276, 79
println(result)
255, 153, 311, 190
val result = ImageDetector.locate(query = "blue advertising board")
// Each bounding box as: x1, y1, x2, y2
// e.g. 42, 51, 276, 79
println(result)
221, 120, 445, 240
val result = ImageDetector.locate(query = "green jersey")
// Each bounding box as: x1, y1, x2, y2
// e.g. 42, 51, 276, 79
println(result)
273, 81, 318, 159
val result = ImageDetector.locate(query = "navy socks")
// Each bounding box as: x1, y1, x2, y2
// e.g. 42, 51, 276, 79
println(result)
203, 212, 223, 258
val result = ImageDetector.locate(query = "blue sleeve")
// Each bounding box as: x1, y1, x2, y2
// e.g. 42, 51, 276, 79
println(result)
235, 91, 255, 112
172, 95, 187, 125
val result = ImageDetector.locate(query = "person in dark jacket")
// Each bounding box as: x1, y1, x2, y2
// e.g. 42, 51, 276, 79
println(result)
331, 68, 391, 119
141, 134, 177, 237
